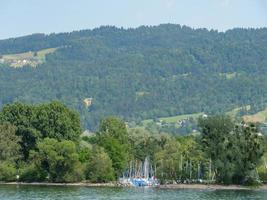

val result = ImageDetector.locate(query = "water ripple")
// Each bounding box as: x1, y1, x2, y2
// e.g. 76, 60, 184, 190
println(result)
0, 185, 266, 200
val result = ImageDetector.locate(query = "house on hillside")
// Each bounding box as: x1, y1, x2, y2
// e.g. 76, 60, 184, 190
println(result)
83, 98, 93, 108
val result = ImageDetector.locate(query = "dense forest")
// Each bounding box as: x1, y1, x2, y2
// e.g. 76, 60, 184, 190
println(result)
1, 24, 267, 129
0, 101, 266, 185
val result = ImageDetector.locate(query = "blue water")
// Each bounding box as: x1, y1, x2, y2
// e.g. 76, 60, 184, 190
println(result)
0, 185, 266, 200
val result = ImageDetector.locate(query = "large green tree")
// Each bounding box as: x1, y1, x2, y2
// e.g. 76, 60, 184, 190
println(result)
0, 122, 21, 162
128, 128, 168, 162
155, 139, 181, 181
85, 145, 115, 183
0, 103, 39, 160
199, 115, 235, 184
97, 117, 129, 177
199, 115, 264, 184
33, 101, 81, 141
0, 101, 81, 159
232, 123, 264, 184
31, 138, 84, 182
0, 122, 22, 181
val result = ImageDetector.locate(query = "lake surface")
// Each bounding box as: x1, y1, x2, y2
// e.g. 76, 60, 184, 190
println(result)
0, 185, 267, 200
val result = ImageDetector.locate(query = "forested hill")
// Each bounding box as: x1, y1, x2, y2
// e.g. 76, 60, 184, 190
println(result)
1, 24, 267, 130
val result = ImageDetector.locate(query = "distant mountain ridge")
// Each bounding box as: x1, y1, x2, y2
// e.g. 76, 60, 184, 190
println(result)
0, 24, 267, 129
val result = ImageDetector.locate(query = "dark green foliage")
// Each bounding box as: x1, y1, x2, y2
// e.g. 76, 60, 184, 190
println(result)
19, 163, 47, 182
0, 102, 86, 183
78, 147, 92, 163
199, 116, 264, 185
0, 122, 22, 182
0, 103, 40, 159
1, 25, 267, 130
0, 162, 17, 181
97, 117, 128, 177
31, 138, 84, 182
0, 33, 69, 54
98, 136, 128, 177
85, 146, 115, 183
199, 116, 234, 147
199, 115, 238, 184
0, 102, 117, 184
232, 123, 264, 184
128, 128, 168, 162
33, 101, 81, 141
155, 139, 181, 181
0, 122, 21, 162
0, 100, 266, 185
0, 101, 81, 159
99, 117, 128, 144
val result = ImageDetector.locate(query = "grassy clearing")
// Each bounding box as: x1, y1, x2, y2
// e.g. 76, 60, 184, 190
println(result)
141, 105, 263, 129
219, 72, 237, 80
243, 108, 267, 123
143, 106, 252, 126
36, 48, 57, 61
1, 47, 58, 68
226, 105, 250, 118
160, 113, 203, 123
142, 112, 203, 125
136, 91, 149, 97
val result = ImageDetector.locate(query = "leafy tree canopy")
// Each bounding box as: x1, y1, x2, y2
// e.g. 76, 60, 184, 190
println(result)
0, 101, 81, 159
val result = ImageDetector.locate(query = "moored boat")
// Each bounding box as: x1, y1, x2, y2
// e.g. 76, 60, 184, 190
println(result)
119, 157, 159, 187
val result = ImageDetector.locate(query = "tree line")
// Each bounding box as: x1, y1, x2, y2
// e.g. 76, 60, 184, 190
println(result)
0, 101, 267, 185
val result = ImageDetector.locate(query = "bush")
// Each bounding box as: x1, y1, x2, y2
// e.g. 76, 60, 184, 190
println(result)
19, 164, 47, 182
61, 163, 85, 183
0, 162, 17, 181
31, 138, 85, 183
243, 171, 262, 186
86, 146, 115, 183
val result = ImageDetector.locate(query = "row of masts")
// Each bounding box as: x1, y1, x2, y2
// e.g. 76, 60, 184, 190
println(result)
123, 155, 267, 182
159, 155, 215, 182
123, 157, 156, 179
123, 156, 218, 182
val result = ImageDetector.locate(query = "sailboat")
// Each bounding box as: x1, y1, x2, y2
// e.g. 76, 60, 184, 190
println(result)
119, 157, 160, 187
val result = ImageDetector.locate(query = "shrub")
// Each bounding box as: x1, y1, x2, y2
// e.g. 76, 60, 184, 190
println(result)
19, 164, 47, 182
0, 162, 17, 181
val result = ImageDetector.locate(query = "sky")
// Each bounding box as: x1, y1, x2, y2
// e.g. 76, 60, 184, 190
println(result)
1, 0, 267, 39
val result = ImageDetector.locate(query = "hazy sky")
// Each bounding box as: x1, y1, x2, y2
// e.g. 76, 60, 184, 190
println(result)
1, 0, 267, 39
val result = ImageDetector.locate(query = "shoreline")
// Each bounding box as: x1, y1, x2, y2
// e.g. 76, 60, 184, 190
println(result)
0, 182, 117, 187
1, 182, 267, 190
160, 184, 265, 190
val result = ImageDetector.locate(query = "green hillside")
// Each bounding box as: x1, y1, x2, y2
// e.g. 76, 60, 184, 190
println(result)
0, 24, 267, 130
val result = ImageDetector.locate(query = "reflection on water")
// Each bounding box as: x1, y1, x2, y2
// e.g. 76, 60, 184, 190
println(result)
0, 185, 266, 200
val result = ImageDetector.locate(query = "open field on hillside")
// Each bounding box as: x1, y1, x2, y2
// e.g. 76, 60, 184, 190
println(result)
219, 72, 238, 79
142, 105, 252, 126
142, 112, 203, 125
0, 47, 57, 67
243, 108, 267, 123
159, 113, 204, 123
226, 105, 250, 118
